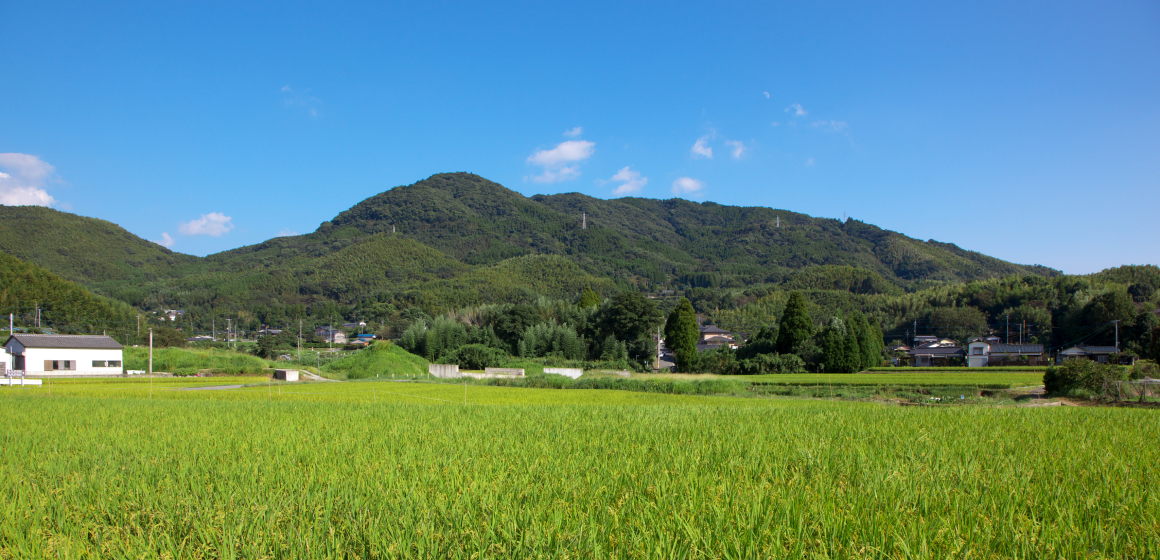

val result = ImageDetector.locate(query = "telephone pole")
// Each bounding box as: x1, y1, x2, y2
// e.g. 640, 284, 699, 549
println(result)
298, 320, 302, 360
227, 319, 231, 349
1114, 320, 1120, 352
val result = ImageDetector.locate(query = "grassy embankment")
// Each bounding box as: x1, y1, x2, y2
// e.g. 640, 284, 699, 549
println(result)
0, 390, 1154, 558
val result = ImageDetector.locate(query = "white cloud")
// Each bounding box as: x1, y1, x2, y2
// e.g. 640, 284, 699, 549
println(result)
608, 166, 648, 195
671, 177, 704, 195
785, 103, 807, 116
690, 136, 713, 159
812, 120, 848, 132
282, 85, 321, 117
526, 140, 595, 183
771, 121, 780, 126
725, 140, 747, 159
0, 153, 58, 206
152, 232, 175, 248
277, 228, 299, 237
806, 157, 815, 166
178, 212, 235, 236
763, 92, 770, 99
563, 126, 583, 137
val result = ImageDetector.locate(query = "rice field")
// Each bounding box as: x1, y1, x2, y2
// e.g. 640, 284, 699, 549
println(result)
0, 381, 1156, 558
635, 371, 1044, 387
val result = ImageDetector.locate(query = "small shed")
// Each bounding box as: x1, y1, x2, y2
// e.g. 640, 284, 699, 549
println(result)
274, 369, 299, 382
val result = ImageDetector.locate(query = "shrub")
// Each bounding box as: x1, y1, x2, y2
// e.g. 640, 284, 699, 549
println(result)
1043, 360, 1127, 396
440, 344, 508, 370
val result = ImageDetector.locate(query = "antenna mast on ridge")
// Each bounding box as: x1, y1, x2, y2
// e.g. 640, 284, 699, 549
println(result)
582, 212, 587, 229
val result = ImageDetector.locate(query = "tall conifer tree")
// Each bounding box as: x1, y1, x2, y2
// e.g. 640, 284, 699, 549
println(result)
776, 291, 813, 355
664, 298, 701, 372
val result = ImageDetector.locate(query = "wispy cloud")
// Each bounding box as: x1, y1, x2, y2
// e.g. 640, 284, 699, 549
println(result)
281, 85, 321, 117
785, 103, 807, 116
671, 177, 704, 195
152, 232, 175, 248
563, 126, 583, 137
0, 153, 57, 206
806, 157, 815, 166
178, 212, 235, 236
526, 140, 595, 183
725, 140, 747, 159
771, 121, 780, 126
277, 228, 299, 237
690, 136, 713, 159
811, 120, 848, 132
763, 92, 770, 99
608, 167, 648, 195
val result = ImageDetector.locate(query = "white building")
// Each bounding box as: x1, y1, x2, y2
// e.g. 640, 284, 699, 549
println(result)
966, 336, 1045, 367
3, 334, 125, 376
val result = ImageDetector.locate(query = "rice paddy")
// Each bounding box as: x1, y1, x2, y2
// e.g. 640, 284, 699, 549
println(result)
0, 379, 1155, 558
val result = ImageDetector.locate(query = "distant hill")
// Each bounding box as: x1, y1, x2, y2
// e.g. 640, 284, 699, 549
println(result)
0, 173, 1058, 318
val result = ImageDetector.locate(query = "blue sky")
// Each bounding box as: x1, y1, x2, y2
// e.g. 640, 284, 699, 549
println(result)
1, 1, 1157, 274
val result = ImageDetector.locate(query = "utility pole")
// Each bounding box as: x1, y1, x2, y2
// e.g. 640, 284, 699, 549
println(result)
582, 212, 586, 229
1114, 320, 1120, 352
148, 328, 153, 376
227, 319, 231, 349
1006, 315, 1009, 345
137, 314, 141, 337
298, 320, 302, 360
212, 318, 215, 342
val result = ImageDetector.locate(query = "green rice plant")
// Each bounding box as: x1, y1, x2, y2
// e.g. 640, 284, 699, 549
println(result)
124, 346, 274, 375
0, 392, 1154, 558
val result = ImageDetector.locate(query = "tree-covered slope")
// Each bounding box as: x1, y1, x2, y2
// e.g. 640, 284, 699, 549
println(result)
0, 172, 1058, 319
0, 205, 200, 288
0, 251, 137, 332
326, 172, 1056, 289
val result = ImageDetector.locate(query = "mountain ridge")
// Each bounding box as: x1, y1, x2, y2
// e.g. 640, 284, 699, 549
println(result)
0, 172, 1058, 314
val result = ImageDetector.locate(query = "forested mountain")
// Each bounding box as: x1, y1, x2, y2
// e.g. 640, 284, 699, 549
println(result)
0, 205, 200, 288
1, 172, 1061, 332
327, 173, 1056, 289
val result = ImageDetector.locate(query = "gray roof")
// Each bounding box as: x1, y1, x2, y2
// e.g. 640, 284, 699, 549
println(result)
5, 334, 123, 350
1062, 345, 1119, 355
988, 344, 1044, 354
908, 346, 965, 356
699, 325, 731, 334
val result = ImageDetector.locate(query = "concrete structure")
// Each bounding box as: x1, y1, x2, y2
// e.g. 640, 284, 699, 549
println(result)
0, 350, 8, 375
428, 364, 527, 379
966, 337, 1045, 367
3, 334, 124, 376
274, 369, 299, 382
544, 367, 583, 379
429, 364, 460, 378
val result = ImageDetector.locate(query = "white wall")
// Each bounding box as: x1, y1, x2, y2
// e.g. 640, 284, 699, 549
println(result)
15, 346, 124, 375
967, 342, 989, 368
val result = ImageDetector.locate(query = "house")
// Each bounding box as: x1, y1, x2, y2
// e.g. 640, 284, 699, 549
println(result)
966, 337, 1045, 367
0, 349, 8, 374
342, 322, 367, 329
3, 334, 124, 376
696, 325, 738, 352
163, 309, 186, 321
187, 335, 216, 342
908, 338, 964, 367
1060, 345, 1131, 365
315, 327, 347, 344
